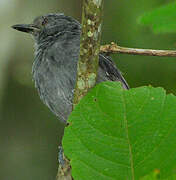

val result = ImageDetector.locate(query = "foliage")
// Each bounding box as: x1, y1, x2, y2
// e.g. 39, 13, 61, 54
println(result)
138, 2, 176, 33
63, 82, 176, 179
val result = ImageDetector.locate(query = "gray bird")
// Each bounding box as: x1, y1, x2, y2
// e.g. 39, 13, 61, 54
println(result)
12, 13, 129, 123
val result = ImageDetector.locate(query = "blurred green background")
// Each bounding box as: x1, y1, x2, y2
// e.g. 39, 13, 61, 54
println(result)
1, 0, 176, 179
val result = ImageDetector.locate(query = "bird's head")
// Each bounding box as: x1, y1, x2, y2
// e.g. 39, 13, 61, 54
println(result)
12, 13, 81, 42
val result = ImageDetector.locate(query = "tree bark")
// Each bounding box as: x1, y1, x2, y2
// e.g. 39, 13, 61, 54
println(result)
73, 0, 104, 104
56, 0, 104, 179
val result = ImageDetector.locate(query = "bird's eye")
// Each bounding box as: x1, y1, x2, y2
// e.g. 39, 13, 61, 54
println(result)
42, 17, 48, 26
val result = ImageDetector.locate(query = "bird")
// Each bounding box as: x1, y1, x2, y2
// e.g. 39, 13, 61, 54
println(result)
12, 13, 129, 124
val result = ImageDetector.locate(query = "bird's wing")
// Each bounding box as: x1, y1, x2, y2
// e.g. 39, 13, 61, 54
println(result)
98, 53, 129, 89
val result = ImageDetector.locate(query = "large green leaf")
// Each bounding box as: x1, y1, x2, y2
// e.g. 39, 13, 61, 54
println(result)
63, 82, 176, 179
138, 2, 176, 33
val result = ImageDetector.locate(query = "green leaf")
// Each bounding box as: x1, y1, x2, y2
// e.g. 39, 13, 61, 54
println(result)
63, 82, 176, 180
140, 169, 160, 180
138, 2, 176, 33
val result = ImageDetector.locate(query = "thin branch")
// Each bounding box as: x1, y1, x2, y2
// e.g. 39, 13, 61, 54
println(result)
100, 42, 176, 57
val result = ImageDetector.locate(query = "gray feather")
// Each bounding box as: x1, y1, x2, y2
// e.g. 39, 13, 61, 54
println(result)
29, 14, 129, 123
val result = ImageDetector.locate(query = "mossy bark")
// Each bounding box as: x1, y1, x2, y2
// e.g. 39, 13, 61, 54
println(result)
74, 0, 104, 104
57, 0, 104, 179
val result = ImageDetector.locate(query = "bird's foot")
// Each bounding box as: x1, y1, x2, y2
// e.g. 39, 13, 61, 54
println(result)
58, 145, 66, 167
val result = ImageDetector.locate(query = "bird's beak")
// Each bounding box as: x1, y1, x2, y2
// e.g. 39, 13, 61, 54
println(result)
11, 24, 40, 33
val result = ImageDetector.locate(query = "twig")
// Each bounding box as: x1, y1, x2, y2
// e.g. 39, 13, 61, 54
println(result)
100, 42, 176, 57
